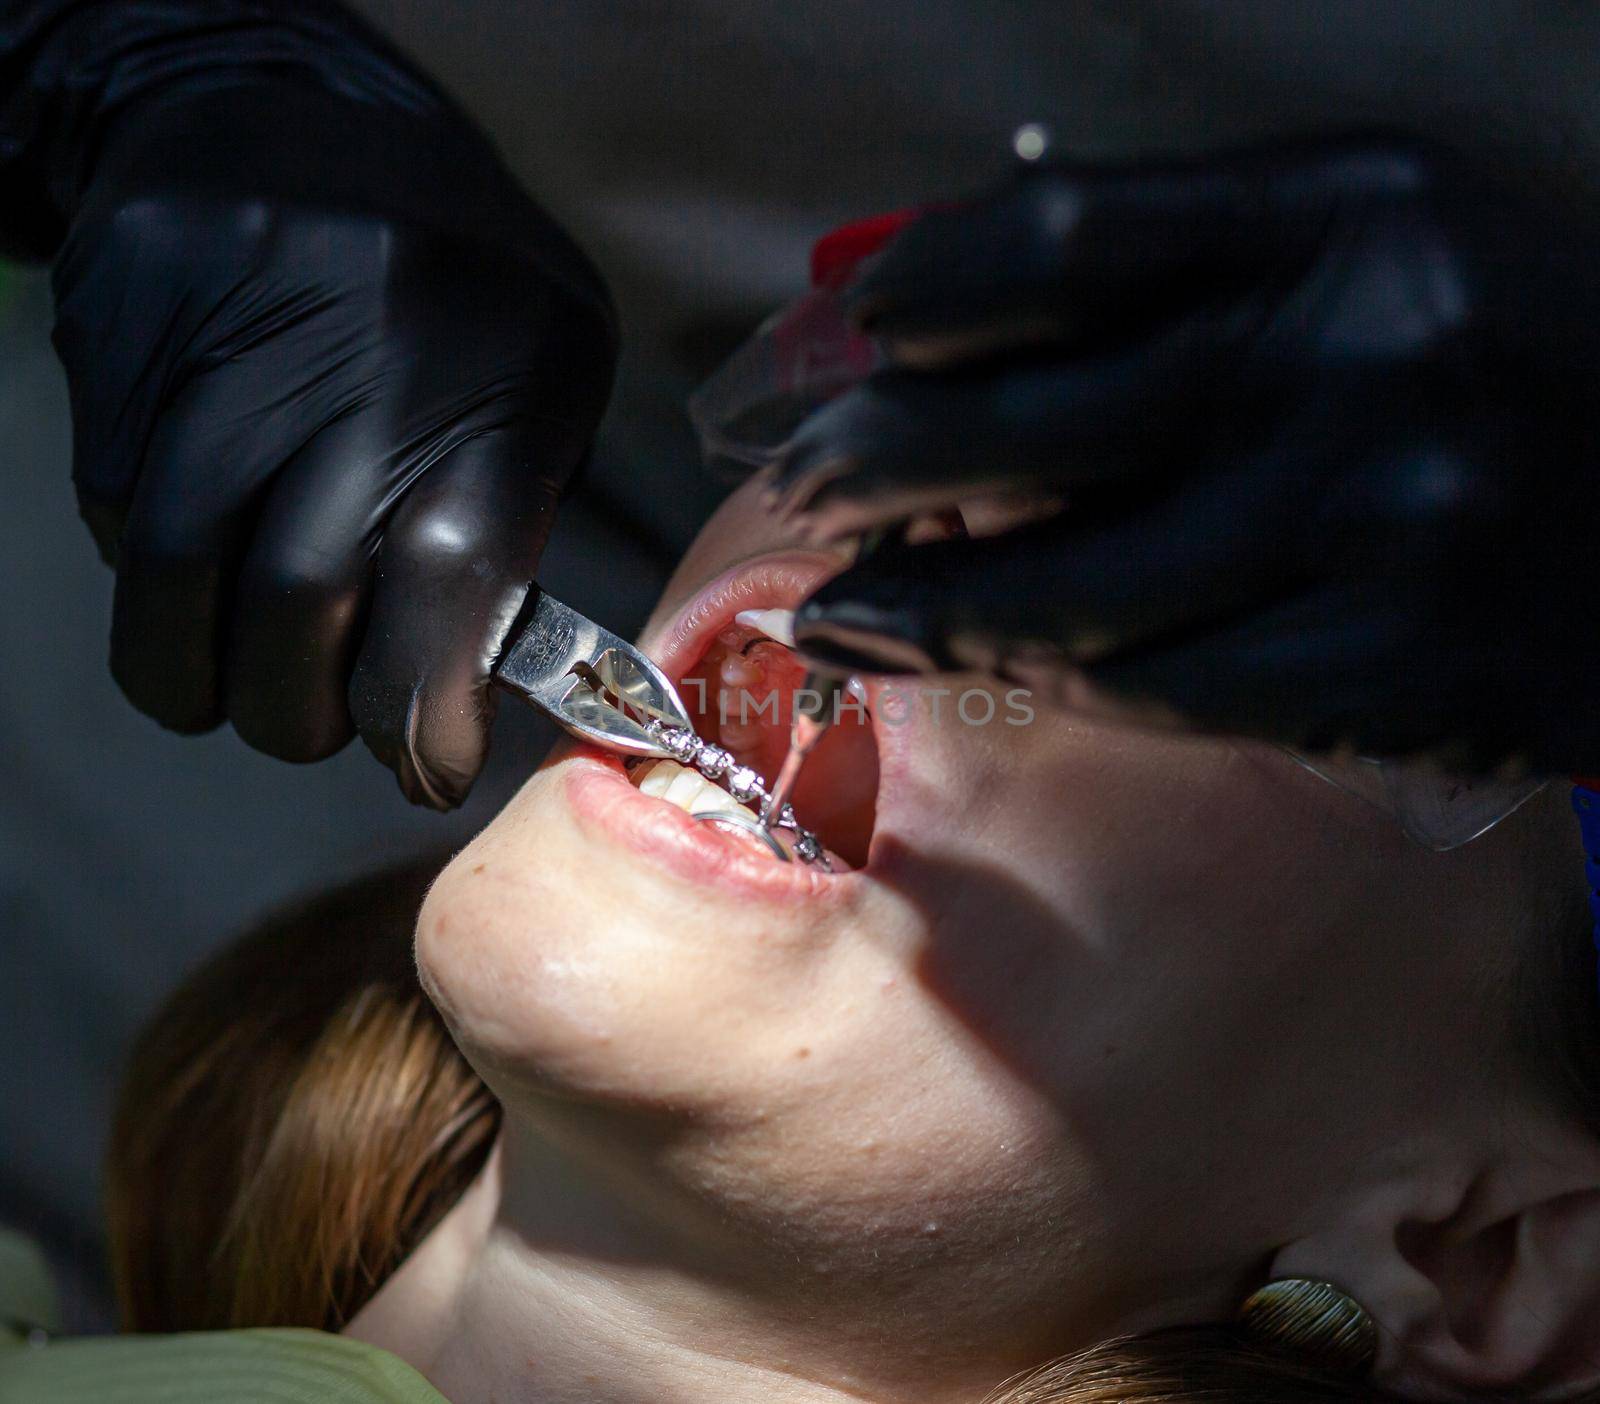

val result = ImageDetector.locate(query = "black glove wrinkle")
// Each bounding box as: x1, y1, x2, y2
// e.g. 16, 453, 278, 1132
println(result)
6, 0, 617, 800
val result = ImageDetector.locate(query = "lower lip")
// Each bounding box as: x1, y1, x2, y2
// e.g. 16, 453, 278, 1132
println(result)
560, 746, 862, 904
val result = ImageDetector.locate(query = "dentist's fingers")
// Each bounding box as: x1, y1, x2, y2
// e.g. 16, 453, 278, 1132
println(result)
348, 422, 570, 809
847, 138, 1431, 361
769, 344, 1214, 542
107, 358, 327, 734
224, 405, 398, 762
792, 459, 1303, 680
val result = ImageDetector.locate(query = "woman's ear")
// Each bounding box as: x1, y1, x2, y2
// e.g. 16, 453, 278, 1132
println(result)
1272, 1130, 1600, 1398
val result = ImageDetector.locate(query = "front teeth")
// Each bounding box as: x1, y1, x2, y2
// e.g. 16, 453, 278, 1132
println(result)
633, 759, 752, 818
734, 607, 796, 647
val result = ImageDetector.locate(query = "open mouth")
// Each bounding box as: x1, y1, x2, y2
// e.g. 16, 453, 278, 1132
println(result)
569, 552, 885, 881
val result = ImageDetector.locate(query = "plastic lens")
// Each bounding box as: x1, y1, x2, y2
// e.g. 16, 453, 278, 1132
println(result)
1287, 751, 1547, 850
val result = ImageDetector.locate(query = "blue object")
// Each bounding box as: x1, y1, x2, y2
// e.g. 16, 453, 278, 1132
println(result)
1570, 786, 1600, 981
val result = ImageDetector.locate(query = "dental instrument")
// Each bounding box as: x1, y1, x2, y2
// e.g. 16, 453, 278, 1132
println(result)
495, 591, 694, 757
493, 592, 831, 869
760, 671, 848, 837
690, 807, 793, 863
758, 529, 887, 841
642, 717, 830, 869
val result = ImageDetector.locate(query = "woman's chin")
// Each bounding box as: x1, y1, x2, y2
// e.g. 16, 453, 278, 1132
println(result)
413, 744, 877, 1117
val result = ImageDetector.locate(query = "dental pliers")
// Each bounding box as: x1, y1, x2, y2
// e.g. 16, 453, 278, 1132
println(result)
493, 592, 801, 863
494, 591, 693, 757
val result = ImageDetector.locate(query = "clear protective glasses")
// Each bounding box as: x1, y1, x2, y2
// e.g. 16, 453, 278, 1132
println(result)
688, 273, 883, 474
1285, 754, 1548, 851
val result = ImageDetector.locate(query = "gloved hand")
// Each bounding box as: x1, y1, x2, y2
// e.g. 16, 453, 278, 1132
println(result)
776, 137, 1600, 775
1, 1, 616, 806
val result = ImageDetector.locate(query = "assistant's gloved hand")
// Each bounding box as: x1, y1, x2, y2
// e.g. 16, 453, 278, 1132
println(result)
776, 137, 1600, 775
1, 1, 616, 806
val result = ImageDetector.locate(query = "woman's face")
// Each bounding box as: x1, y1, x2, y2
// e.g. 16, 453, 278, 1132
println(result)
418, 479, 1578, 1387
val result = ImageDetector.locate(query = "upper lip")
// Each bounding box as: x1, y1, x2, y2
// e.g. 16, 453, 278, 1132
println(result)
641, 550, 845, 690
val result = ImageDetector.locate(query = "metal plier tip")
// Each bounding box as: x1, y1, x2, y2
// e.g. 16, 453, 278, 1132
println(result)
493, 592, 693, 758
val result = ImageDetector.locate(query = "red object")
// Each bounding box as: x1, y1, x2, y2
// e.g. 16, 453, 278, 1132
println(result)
809, 208, 922, 289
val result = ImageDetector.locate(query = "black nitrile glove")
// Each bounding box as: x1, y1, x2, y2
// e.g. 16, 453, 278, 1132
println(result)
777, 137, 1600, 775
1, 1, 616, 806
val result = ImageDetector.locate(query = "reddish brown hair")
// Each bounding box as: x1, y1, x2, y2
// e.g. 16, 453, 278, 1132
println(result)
106, 858, 498, 1331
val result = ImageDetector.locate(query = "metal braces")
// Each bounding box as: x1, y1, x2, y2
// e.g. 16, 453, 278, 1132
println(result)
492, 593, 835, 873
642, 719, 833, 872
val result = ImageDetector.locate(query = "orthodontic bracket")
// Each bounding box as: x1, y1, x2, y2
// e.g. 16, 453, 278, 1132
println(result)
644, 718, 831, 870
